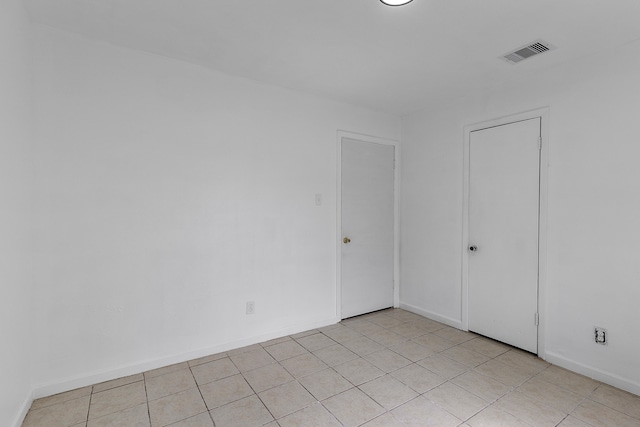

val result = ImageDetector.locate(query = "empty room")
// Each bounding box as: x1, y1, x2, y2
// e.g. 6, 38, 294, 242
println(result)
2, 0, 640, 426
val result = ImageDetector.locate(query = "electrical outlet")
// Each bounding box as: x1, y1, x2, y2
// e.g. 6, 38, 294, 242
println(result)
246, 301, 255, 315
107, 305, 124, 313
594, 327, 607, 345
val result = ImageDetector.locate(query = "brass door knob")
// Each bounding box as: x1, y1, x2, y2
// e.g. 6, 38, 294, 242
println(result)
343, 237, 351, 244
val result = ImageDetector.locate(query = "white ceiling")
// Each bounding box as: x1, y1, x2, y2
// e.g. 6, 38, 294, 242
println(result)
24, 0, 640, 116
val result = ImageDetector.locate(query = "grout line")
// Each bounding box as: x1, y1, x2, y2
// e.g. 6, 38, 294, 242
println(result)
21, 309, 640, 427
85, 386, 93, 426
142, 376, 151, 426
187, 365, 213, 425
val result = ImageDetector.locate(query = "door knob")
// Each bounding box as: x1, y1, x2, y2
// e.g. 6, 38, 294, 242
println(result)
468, 245, 478, 252
343, 237, 351, 244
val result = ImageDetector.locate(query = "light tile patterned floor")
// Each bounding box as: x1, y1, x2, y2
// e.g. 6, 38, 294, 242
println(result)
23, 309, 640, 427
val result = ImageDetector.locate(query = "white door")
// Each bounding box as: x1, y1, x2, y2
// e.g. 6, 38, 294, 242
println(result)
341, 138, 395, 319
468, 118, 541, 353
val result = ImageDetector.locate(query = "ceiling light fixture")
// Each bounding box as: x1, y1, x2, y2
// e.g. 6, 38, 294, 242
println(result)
380, 0, 413, 6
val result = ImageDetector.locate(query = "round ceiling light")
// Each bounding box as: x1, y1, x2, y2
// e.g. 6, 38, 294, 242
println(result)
380, 0, 413, 5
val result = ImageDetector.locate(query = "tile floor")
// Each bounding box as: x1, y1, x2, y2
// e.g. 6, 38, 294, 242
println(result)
22, 309, 640, 427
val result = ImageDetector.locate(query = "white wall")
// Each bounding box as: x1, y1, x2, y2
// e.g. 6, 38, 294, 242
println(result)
0, 1, 34, 425
31, 26, 400, 395
401, 40, 640, 394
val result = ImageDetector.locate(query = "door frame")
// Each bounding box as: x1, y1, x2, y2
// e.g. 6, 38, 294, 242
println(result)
336, 130, 401, 320
461, 108, 550, 358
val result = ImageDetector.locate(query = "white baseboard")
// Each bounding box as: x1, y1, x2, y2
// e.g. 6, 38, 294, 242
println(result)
32, 316, 339, 399
399, 303, 640, 397
545, 351, 640, 396
399, 303, 463, 330
11, 391, 32, 427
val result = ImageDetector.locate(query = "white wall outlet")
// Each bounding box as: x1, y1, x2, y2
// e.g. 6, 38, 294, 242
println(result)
107, 305, 124, 313
246, 301, 255, 315
594, 327, 607, 345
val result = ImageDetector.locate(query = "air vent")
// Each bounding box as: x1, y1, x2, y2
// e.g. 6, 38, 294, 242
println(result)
501, 40, 555, 64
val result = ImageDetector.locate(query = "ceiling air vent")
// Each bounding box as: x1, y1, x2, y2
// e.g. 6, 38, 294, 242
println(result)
501, 40, 555, 64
